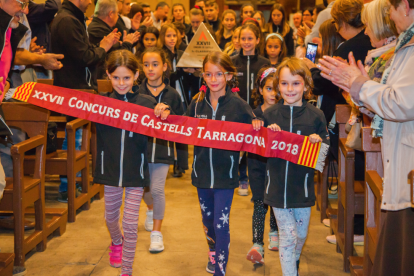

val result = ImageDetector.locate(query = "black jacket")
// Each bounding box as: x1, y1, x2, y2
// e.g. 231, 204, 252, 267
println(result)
247, 105, 268, 201
138, 78, 188, 170
163, 46, 189, 107
0, 8, 27, 136
263, 99, 330, 208
87, 17, 133, 85
209, 18, 221, 33
311, 29, 373, 123
27, 0, 61, 53
270, 24, 294, 56
231, 49, 270, 108
186, 87, 254, 189
51, 1, 106, 90
94, 90, 157, 187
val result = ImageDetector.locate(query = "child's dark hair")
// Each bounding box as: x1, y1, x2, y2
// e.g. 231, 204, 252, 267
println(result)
274, 57, 313, 100
252, 66, 278, 107
107, 49, 140, 75
240, 23, 263, 55
140, 47, 171, 78
135, 27, 160, 58
264, 33, 287, 62
193, 51, 238, 102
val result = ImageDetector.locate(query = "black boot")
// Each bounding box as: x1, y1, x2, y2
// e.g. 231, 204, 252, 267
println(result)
296, 260, 300, 276
173, 160, 183, 177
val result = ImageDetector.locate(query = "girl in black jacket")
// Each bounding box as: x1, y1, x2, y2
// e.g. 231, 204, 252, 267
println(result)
246, 67, 280, 265
138, 47, 188, 254
186, 52, 256, 276
157, 23, 190, 109
231, 23, 270, 196
262, 58, 329, 275
94, 50, 170, 276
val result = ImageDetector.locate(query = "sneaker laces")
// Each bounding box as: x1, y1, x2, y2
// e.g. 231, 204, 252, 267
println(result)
151, 233, 162, 243
208, 252, 216, 264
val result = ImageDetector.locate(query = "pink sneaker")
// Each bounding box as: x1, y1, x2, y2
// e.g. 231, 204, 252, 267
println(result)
109, 241, 123, 268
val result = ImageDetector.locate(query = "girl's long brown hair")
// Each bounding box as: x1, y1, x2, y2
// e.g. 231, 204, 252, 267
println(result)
265, 3, 290, 37
215, 10, 237, 46
319, 20, 344, 57
157, 23, 181, 51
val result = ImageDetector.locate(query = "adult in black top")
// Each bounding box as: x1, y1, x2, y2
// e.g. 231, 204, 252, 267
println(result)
27, 0, 61, 53
51, 0, 115, 90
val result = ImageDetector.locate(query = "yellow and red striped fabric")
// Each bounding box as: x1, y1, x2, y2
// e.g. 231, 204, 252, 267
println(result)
13, 82, 36, 102
297, 136, 321, 169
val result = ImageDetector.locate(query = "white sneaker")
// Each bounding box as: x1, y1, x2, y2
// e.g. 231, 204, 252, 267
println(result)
144, 209, 153, 232
149, 232, 164, 253
326, 234, 364, 246
322, 219, 330, 227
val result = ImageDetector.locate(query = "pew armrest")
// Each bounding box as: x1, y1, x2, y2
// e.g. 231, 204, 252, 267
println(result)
10, 135, 45, 156
409, 170, 414, 207
361, 127, 381, 152
366, 170, 383, 199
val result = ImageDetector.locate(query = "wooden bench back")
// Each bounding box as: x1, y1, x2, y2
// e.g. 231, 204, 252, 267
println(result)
2, 103, 49, 138
37, 79, 54, 86
335, 104, 352, 139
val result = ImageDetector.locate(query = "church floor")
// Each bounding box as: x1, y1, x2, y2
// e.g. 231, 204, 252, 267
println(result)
0, 149, 362, 275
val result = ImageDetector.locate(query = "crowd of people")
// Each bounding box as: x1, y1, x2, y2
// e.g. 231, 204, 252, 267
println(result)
0, 0, 414, 276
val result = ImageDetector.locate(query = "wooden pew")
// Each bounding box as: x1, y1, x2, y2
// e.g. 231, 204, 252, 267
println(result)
0, 253, 14, 276
97, 79, 112, 93
330, 105, 365, 272
0, 103, 67, 266
410, 170, 414, 208
315, 159, 329, 222
348, 127, 384, 275
36, 79, 53, 86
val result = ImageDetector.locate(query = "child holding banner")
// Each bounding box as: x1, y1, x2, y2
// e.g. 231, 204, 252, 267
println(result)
246, 67, 280, 265
138, 47, 188, 253
186, 51, 256, 276
262, 58, 329, 275
94, 50, 171, 276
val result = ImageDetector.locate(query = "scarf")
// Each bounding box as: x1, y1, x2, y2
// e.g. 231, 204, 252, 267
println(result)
372, 23, 414, 137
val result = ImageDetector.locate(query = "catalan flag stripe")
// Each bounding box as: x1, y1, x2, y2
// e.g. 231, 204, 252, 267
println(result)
13, 82, 35, 102
298, 137, 308, 164
304, 143, 314, 167
311, 142, 321, 168
309, 142, 319, 167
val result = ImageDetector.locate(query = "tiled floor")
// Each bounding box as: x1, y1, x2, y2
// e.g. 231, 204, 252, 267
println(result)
0, 151, 362, 276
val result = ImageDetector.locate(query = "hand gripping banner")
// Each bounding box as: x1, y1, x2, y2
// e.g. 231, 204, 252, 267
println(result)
13, 82, 329, 172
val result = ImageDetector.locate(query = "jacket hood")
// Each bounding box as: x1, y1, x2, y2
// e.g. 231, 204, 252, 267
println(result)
204, 86, 236, 106
275, 98, 309, 120
61, 0, 85, 23
239, 48, 259, 62
138, 78, 171, 94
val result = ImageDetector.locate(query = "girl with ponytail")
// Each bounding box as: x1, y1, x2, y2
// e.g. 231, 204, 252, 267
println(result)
186, 51, 258, 276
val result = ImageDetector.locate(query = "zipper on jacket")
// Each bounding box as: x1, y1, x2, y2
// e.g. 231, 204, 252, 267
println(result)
101, 151, 104, 174
140, 153, 144, 179
206, 100, 219, 188
193, 155, 197, 177
266, 170, 271, 194
167, 141, 170, 156
251, 73, 254, 91
151, 92, 164, 162
304, 173, 308, 198
247, 56, 250, 104
229, 156, 234, 178
0, 18, 13, 57
119, 95, 128, 186
284, 106, 293, 208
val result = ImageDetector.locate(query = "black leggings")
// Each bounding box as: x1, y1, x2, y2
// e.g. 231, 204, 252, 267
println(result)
252, 200, 278, 245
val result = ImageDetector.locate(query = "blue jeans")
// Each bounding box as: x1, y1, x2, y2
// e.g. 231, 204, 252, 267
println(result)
198, 188, 234, 276
273, 207, 311, 276
59, 128, 83, 193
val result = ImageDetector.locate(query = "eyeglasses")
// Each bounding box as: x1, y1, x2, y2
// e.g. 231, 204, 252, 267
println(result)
201, 71, 229, 80
14, 0, 29, 9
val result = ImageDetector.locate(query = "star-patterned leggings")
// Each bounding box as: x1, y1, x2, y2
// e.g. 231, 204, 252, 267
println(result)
197, 188, 234, 276
252, 200, 278, 245
273, 207, 311, 276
